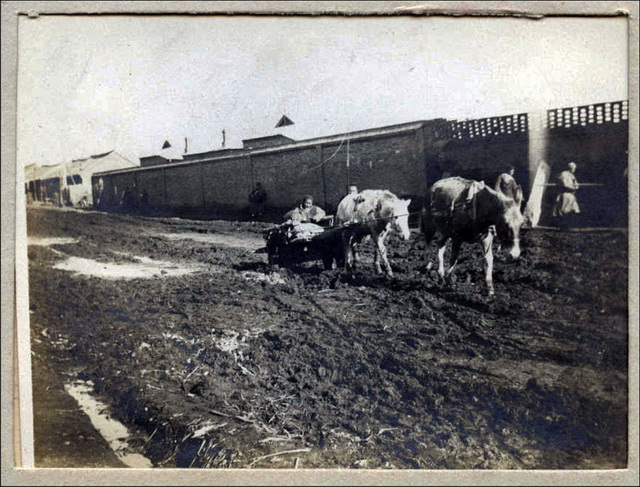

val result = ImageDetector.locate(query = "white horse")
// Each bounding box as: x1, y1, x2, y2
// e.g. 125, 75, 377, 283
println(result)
335, 189, 411, 276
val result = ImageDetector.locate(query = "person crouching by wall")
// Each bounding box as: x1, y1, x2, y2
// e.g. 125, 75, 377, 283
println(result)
249, 182, 267, 218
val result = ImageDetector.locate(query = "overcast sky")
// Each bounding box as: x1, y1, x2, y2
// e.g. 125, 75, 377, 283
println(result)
17, 15, 628, 167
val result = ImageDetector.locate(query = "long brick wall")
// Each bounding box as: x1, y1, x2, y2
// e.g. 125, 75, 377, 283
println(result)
94, 122, 435, 219
92, 101, 629, 227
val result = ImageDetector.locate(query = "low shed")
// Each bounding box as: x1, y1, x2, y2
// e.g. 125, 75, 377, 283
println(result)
26, 150, 138, 206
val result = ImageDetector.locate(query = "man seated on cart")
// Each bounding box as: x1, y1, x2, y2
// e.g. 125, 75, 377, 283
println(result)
282, 195, 332, 242
284, 194, 328, 225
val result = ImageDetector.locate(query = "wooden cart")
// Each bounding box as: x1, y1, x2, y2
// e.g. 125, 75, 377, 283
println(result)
262, 222, 346, 270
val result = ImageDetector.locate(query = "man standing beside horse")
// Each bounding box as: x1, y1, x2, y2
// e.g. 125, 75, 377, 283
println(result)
552, 162, 581, 227
336, 184, 364, 220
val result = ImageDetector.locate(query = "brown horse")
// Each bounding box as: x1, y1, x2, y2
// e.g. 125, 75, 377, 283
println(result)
336, 189, 411, 276
421, 177, 524, 295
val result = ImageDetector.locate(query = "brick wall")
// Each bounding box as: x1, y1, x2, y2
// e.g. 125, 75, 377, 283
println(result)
136, 168, 166, 206
540, 101, 629, 227
92, 120, 523, 218
439, 137, 530, 192
202, 157, 253, 209
165, 164, 202, 207
106, 172, 137, 206
436, 114, 530, 194
250, 147, 323, 211
334, 132, 424, 207
92, 103, 628, 227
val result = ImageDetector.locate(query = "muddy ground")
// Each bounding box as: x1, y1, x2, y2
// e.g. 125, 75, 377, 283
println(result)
26, 206, 628, 469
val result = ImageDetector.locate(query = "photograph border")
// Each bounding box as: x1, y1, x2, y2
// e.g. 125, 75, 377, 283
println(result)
2, 1, 638, 485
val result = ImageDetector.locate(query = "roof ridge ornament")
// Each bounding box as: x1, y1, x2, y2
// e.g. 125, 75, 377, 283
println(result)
275, 115, 294, 128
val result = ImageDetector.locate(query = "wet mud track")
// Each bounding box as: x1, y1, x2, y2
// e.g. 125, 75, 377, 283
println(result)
26, 207, 628, 469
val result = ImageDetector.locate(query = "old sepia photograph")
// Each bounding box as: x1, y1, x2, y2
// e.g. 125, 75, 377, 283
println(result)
4, 1, 637, 483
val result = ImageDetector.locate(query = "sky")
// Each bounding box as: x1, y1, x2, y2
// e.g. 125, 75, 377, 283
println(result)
17, 15, 628, 167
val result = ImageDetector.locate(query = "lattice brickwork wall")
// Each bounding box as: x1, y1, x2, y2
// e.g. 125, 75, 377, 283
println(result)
547, 100, 628, 129
436, 100, 629, 140
441, 113, 529, 141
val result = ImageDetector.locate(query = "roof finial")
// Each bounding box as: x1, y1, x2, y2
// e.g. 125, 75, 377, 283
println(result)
275, 115, 294, 128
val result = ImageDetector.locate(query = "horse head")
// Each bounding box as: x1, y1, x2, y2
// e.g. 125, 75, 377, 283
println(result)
486, 187, 524, 259
502, 202, 524, 259
494, 174, 524, 211
378, 197, 412, 240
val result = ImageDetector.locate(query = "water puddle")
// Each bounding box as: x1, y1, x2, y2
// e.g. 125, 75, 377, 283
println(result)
157, 232, 264, 251
27, 237, 79, 246
53, 255, 202, 280
64, 380, 153, 468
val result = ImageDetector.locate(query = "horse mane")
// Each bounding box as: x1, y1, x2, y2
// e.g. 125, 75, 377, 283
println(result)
474, 187, 514, 226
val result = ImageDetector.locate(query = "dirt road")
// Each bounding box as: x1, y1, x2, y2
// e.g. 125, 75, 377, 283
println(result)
26, 207, 628, 469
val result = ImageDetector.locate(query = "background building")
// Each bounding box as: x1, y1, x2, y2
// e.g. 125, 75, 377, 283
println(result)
26, 151, 138, 207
